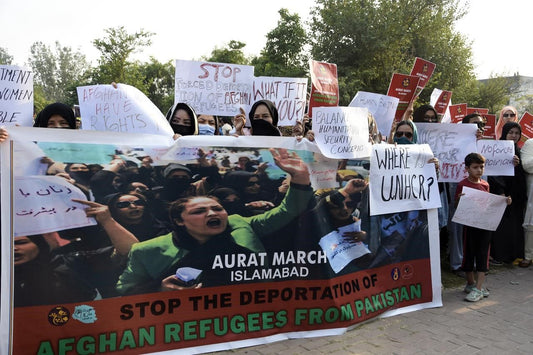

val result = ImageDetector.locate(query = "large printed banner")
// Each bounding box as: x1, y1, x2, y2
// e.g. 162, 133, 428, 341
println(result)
416, 122, 478, 182
0, 128, 441, 354
0, 65, 33, 126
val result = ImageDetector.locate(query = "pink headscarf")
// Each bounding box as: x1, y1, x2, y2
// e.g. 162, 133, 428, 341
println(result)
495, 105, 518, 140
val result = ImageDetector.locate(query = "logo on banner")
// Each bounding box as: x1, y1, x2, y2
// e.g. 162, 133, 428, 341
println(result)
73, 305, 97, 324
391, 267, 401, 281
402, 264, 414, 279
48, 306, 70, 326
402, 78, 410, 87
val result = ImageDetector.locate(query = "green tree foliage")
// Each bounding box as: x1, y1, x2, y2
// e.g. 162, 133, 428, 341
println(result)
0, 47, 13, 65
203, 40, 250, 65
476, 74, 515, 113
28, 41, 90, 105
309, 0, 478, 106
252, 8, 308, 77
91, 26, 154, 84
138, 57, 175, 112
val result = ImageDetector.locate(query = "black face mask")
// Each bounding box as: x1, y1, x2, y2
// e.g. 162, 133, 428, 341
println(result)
68, 171, 93, 186
171, 123, 195, 136
251, 119, 281, 136
164, 176, 191, 199
222, 200, 247, 216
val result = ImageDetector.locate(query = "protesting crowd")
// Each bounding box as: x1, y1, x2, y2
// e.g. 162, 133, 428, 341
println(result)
1, 59, 532, 311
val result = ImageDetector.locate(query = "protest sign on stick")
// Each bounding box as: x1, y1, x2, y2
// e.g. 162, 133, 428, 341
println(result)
0, 65, 33, 126
308, 60, 339, 118
429, 88, 452, 116
410, 57, 436, 98
386, 73, 420, 122
448, 103, 467, 124
77, 84, 173, 136
519, 111, 533, 148
175, 60, 254, 116
482, 114, 496, 140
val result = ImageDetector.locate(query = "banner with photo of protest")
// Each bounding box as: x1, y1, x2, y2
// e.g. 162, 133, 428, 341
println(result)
1, 128, 441, 354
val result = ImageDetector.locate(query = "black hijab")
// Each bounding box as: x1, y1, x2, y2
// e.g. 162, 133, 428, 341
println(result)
34, 102, 77, 129
249, 100, 281, 136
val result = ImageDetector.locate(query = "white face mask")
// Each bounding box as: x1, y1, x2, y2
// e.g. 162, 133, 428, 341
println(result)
198, 124, 215, 136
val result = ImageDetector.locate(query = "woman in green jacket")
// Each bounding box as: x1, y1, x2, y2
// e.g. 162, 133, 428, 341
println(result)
116, 148, 314, 295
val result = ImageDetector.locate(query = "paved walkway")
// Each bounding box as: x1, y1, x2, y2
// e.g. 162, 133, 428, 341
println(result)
210, 267, 533, 354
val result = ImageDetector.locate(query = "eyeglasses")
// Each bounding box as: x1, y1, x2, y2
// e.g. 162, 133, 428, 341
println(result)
503, 113, 516, 118
116, 199, 147, 209
395, 131, 413, 139
247, 180, 260, 186
476, 122, 486, 129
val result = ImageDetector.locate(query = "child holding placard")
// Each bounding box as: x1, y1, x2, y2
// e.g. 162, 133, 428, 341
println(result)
455, 153, 512, 302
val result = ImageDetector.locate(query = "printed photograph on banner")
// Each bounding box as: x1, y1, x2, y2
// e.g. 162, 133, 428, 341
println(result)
3, 130, 440, 354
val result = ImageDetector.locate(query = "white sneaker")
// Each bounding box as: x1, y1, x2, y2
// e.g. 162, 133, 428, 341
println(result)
465, 288, 483, 302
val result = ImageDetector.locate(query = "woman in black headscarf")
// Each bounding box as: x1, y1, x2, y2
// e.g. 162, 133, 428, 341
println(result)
488, 122, 527, 264
165, 102, 199, 139
249, 100, 282, 136
33, 102, 77, 129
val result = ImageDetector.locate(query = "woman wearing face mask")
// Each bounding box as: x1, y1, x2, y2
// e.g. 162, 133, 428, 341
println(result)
165, 102, 199, 139
232, 100, 282, 136
197, 114, 219, 136
488, 122, 526, 265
